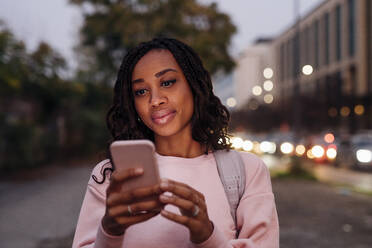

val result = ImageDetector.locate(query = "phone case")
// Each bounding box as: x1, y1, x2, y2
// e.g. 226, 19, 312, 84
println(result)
109, 140, 160, 194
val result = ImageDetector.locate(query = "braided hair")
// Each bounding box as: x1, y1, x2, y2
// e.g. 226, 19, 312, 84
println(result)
94, 37, 231, 184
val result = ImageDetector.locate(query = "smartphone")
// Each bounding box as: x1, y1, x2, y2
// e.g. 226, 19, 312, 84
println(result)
109, 140, 160, 195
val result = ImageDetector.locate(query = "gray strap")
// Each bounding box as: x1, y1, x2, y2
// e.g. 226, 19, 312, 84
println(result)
214, 150, 246, 236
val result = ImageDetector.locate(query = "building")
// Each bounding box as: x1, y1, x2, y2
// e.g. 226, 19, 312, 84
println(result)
273, 0, 372, 132
212, 72, 235, 109
213, 38, 275, 111
233, 38, 275, 110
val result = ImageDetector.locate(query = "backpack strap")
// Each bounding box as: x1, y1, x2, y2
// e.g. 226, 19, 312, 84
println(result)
214, 150, 246, 236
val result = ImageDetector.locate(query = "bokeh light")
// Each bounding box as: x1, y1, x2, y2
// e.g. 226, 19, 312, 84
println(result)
328, 107, 338, 117
307, 149, 315, 159
252, 86, 263, 96
311, 145, 325, 158
263, 80, 273, 91
263, 68, 273, 79
242, 140, 253, 152
295, 145, 306, 156
356, 149, 372, 163
253, 141, 262, 154
280, 142, 294, 154
354, 105, 364, 115
324, 133, 334, 143
260, 141, 276, 154
231, 137, 244, 149
326, 147, 337, 160
263, 94, 274, 104
302, 65, 313, 75
226, 97, 237, 107
340, 106, 350, 117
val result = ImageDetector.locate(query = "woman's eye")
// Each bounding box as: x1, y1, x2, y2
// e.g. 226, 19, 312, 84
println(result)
134, 89, 147, 96
161, 79, 176, 87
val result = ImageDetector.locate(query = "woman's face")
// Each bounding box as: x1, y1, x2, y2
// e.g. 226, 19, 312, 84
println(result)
131, 49, 194, 139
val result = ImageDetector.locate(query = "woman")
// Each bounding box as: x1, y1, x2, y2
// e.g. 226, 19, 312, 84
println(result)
73, 37, 279, 247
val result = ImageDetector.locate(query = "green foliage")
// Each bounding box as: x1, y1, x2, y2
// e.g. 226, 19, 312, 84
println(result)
70, 0, 236, 84
0, 23, 111, 172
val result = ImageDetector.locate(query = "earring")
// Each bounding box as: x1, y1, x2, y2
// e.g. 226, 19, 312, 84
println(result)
137, 117, 141, 122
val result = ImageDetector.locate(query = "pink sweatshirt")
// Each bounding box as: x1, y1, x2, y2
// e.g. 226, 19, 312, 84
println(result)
72, 151, 279, 248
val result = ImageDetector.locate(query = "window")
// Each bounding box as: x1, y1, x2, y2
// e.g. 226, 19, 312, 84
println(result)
280, 44, 285, 81
348, 0, 356, 57
292, 34, 300, 77
367, 0, 372, 92
335, 4, 342, 61
324, 12, 330, 65
314, 20, 319, 69
304, 26, 310, 65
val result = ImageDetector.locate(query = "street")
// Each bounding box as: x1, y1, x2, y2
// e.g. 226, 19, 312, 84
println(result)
1, 158, 372, 248
0, 161, 92, 248
274, 178, 372, 248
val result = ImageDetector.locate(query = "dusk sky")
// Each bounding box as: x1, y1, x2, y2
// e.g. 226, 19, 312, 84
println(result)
0, 0, 325, 68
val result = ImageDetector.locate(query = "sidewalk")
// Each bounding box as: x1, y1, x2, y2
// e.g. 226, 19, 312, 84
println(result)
263, 154, 372, 193
0, 162, 94, 248
273, 178, 372, 248
304, 161, 372, 192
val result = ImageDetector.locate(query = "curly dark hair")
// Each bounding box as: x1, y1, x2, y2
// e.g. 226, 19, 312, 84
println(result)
93, 37, 231, 184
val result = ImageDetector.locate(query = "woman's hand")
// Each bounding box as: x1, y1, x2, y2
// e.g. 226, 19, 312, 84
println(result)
159, 179, 214, 244
102, 168, 163, 236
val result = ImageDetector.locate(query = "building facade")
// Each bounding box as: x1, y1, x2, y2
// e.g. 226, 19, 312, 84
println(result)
212, 72, 235, 109
273, 0, 372, 132
234, 39, 275, 110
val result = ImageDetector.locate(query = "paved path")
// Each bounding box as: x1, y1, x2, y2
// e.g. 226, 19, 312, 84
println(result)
310, 164, 372, 192
262, 154, 372, 192
0, 163, 93, 248
274, 178, 372, 248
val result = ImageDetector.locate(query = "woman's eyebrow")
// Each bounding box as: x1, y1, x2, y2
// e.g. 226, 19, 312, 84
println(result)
132, 68, 177, 84
132, 78, 144, 84
155, 68, 177, 77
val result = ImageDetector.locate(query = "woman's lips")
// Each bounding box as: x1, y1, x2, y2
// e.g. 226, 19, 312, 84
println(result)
151, 110, 176, 125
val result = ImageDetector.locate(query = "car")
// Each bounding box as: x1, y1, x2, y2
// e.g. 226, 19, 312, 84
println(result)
335, 132, 372, 171
303, 132, 338, 163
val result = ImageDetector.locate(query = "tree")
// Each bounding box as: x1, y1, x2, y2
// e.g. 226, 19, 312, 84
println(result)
70, 0, 237, 85
0, 22, 110, 171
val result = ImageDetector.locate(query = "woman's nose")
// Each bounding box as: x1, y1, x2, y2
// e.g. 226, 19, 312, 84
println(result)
150, 90, 166, 107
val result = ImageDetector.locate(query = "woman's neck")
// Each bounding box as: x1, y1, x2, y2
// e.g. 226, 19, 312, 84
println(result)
154, 128, 204, 158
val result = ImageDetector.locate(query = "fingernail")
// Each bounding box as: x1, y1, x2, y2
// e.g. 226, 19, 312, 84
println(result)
159, 194, 170, 201
135, 168, 144, 174
161, 209, 169, 216
160, 180, 168, 188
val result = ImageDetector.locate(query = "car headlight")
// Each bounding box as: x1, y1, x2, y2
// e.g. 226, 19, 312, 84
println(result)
231, 137, 244, 149
280, 142, 294, 154
260, 141, 276, 154
295, 145, 306, 156
356, 149, 372, 163
242, 140, 253, 152
326, 147, 337, 160
311, 145, 324, 158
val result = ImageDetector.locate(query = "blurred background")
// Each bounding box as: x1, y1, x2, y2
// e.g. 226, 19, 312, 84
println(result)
1, 0, 372, 247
